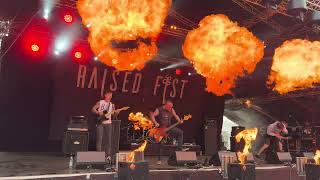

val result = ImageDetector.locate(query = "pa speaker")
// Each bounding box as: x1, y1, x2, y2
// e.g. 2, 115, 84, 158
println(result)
167, 151, 198, 166
62, 130, 88, 155
277, 152, 292, 163
74, 151, 106, 169
204, 120, 218, 155
303, 152, 315, 162
209, 151, 237, 166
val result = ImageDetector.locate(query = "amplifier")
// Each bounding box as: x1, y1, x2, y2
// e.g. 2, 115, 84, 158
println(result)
62, 130, 89, 155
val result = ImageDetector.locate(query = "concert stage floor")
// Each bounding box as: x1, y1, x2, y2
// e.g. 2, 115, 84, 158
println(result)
0, 152, 305, 180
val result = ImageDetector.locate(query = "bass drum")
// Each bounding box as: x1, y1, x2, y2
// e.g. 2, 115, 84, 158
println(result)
126, 122, 145, 143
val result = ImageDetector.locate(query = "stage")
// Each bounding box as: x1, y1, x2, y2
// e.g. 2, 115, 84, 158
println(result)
0, 152, 306, 180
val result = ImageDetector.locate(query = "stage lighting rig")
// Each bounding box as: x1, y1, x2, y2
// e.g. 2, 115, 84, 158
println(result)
0, 20, 10, 54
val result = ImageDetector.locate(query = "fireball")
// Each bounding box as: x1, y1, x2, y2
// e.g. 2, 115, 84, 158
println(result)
315, 150, 320, 165
128, 140, 147, 162
128, 112, 154, 130
268, 39, 320, 94
77, 0, 172, 71
182, 14, 264, 96
235, 128, 258, 164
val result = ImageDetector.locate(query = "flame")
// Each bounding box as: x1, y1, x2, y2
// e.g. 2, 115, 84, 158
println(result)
128, 112, 154, 130
315, 150, 320, 165
235, 128, 258, 164
128, 140, 147, 162
268, 39, 320, 94
182, 14, 264, 96
77, 0, 172, 71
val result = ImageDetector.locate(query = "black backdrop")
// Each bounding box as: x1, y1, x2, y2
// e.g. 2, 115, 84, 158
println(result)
0, 48, 224, 151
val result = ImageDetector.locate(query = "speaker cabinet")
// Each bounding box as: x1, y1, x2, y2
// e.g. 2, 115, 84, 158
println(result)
74, 151, 105, 169
228, 163, 255, 180
303, 152, 315, 162
62, 131, 88, 155
118, 161, 149, 180
204, 120, 218, 155
168, 151, 198, 166
277, 152, 292, 163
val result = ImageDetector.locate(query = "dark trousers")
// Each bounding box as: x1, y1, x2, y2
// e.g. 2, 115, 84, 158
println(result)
96, 124, 112, 156
168, 127, 184, 146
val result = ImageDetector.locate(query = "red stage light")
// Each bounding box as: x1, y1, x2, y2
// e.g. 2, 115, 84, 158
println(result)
64, 14, 73, 23
31, 44, 39, 52
175, 68, 182, 75
74, 51, 82, 59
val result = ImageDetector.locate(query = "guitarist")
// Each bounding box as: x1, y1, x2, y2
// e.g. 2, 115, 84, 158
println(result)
91, 91, 118, 159
149, 99, 184, 147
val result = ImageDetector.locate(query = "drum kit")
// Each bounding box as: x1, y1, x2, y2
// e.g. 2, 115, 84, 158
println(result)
122, 122, 174, 144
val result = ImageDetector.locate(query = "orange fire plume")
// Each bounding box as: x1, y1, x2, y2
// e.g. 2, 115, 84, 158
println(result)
128, 140, 147, 162
235, 128, 258, 164
77, 0, 172, 71
128, 112, 154, 130
314, 150, 320, 165
182, 14, 264, 96
268, 39, 320, 94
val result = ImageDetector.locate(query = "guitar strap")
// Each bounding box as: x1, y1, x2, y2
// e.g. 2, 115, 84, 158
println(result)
105, 102, 112, 120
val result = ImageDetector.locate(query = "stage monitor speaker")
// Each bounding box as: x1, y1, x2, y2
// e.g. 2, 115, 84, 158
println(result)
62, 130, 88, 155
204, 119, 218, 155
303, 152, 315, 162
236, 153, 255, 163
209, 151, 237, 166
74, 151, 106, 169
277, 152, 292, 163
167, 151, 198, 166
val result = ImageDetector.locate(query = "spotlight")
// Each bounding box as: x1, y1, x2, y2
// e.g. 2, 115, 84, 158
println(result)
94, 56, 98, 61
74, 51, 82, 59
43, 9, 49, 20
160, 68, 164, 72
31, 44, 39, 52
54, 37, 70, 55
64, 14, 73, 23
41, 0, 54, 20
188, 72, 192, 76
175, 68, 182, 75
54, 50, 60, 55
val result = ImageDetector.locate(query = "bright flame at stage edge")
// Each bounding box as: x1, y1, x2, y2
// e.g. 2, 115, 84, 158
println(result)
128, 140, 147, 162
314, 150, 320, 165
235, 128, 258, 165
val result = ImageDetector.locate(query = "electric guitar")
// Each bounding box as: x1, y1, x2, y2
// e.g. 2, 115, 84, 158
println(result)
97, 106, 130, 123
148, 114, 192, 143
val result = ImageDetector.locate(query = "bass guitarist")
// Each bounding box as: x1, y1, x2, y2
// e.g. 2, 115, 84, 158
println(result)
149, 99, 184, 147
91, 91, 118, 160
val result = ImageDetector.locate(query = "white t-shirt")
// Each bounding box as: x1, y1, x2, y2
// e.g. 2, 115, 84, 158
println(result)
98, 100, 113, 124
267, 121, 288, 136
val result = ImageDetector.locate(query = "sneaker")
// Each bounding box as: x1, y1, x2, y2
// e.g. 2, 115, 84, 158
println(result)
157, 160, 162, 165
180, 147, 190, 151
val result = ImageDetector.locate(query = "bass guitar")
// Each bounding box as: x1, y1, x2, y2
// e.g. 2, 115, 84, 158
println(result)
97, 106, 130, 123
148, 114, 192, 143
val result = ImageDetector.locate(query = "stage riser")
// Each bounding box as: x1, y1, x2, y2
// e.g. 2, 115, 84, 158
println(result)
130, 144, 201, 156
5, 167, 304, 180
